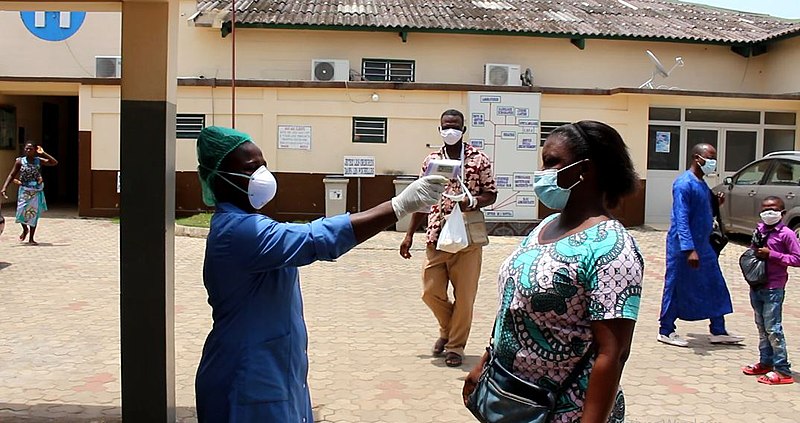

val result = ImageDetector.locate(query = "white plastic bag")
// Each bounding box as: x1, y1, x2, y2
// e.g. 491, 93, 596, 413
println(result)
436, 203, 469, 253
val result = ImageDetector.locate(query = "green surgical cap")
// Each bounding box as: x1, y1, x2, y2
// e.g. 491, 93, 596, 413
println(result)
196, 126, 252, 206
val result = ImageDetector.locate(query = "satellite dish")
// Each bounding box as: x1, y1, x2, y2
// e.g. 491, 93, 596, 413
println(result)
639, 50, 685, 89
520, 68, 533, 87
646, 50, 669, 78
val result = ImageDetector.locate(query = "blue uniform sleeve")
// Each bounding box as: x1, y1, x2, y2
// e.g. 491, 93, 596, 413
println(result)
242, 214, 357, 272
672, 179, 695, 252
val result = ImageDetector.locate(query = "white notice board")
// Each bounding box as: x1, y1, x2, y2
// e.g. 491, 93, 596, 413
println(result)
468, 92, 541, 221
278, 125, 312, 150
343, 156, 376, 177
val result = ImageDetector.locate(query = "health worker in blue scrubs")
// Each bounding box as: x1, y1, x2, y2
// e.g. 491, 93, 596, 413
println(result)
193, 126, 448, 423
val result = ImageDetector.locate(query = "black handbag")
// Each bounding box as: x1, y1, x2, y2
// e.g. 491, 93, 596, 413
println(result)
466, 342, 594, 423
710, 218, 728, 256
739, 230, 768, 289
709, 190, 728, 256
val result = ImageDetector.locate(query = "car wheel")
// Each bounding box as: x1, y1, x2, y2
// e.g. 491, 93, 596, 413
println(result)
792, 222, 800, 239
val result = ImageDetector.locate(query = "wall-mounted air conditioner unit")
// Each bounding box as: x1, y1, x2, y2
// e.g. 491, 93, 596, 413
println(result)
311, 59, 350, 81
484, 63, 521, 86
96, 56, 121, 78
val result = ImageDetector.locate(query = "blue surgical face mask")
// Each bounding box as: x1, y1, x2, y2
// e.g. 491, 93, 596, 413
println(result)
534, 159, 587, 210
699, 156, 717, 175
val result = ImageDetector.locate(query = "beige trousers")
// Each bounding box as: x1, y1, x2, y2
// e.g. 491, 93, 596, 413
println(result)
422, 244, 483, 357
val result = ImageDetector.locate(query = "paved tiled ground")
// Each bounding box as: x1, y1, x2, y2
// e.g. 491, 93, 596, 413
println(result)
0, 216, 798, 422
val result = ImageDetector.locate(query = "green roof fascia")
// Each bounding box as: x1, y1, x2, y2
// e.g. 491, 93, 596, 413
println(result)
222, 21, 800, 47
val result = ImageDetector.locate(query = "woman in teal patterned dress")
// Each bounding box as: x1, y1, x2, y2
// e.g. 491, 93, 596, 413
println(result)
463, 121, 643, 423
1, 142, 58, 244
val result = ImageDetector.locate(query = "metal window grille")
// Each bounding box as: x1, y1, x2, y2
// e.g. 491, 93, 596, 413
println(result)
176, 114, 206, 139
539, 121, 570, 146
352, 117, 387, 143
361, 59, 415, 82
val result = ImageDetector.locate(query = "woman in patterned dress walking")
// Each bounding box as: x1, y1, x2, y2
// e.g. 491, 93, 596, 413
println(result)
1, 142, 58, 244
463, 121, 643, 423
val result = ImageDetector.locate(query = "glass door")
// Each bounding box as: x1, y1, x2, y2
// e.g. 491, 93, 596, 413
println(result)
645, 125, 682, 224
722, 130, 758, 178
686, 128, 720, 188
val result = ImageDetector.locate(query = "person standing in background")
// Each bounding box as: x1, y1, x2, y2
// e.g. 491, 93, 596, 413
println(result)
1, 142, 58, 245
399, 109, 498, 367
657, 143, 742, 347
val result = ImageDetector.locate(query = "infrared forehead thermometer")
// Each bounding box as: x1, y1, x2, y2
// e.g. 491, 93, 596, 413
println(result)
424, 159, 461, 179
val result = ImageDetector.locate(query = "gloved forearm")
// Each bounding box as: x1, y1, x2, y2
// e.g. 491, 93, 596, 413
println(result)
390, 175, 448, 220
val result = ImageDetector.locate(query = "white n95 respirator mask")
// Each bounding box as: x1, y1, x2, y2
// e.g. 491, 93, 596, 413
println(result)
214, 165, 278, 210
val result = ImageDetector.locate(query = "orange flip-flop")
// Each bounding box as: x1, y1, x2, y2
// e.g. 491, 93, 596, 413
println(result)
757, 371, 794, 385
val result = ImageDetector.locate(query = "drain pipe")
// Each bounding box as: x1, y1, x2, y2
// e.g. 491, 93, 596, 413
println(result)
231, 0, 236, 128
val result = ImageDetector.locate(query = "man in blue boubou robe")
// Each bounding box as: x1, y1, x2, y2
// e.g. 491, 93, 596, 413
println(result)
657, 143, 744, 348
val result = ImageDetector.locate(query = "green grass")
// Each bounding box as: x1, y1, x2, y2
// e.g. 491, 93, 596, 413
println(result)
109, 213, 213, 228
176, 213, 213, 228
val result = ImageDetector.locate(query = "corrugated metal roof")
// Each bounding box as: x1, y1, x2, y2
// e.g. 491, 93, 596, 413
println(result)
193, 0, 800, 44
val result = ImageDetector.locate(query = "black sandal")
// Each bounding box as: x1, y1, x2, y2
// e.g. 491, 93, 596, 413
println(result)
432, 337, 448, 357
445, 351, 463, 367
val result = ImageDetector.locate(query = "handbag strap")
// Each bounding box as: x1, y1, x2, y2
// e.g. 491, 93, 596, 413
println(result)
488, 318, 596, 395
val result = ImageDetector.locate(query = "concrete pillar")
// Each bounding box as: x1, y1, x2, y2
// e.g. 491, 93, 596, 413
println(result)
119, 0, 178, 421
393, 176, 417, 232
322, 175, 349, 217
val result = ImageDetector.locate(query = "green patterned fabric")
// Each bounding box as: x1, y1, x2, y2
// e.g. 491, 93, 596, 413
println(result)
492, 214, 643, 422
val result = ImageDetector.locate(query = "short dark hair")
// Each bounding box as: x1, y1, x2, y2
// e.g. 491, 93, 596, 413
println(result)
763, 195, 785, 209
440, 109, 465, 126
549, 121, 639, 209
691, 143, 714, 157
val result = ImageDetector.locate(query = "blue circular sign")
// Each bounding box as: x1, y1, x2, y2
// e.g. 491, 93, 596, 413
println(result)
20, 11, 86, 42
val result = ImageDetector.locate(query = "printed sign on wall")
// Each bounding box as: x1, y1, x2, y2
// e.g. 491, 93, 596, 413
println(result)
278, 125, 312, 150
343, 156, 376, 177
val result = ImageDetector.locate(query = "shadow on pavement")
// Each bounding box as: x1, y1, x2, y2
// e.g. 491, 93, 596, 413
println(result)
684, 332, 747, 356
9, 243, 70, 248
0, 262, 11, 271
0, 404, 197, 422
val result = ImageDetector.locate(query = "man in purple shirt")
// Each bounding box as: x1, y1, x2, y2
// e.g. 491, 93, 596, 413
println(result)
741, 196, 797, 385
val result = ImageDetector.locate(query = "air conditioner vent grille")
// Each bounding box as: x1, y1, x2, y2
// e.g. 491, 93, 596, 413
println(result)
95, 56, 121, 78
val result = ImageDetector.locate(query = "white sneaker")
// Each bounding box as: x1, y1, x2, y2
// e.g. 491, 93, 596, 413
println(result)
709, 333, 744, 344
657, 332, 689, 347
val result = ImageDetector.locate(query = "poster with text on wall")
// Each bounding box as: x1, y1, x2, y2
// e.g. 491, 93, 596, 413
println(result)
278, 125, 312, 150
655, 131, 671, 153
469, 92, 542, 222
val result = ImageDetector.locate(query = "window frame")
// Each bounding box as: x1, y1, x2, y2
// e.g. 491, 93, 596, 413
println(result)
176, 114, 206, 140
361, 58, 415, 82
0, 105, 17, 150
352, 116, 388, 144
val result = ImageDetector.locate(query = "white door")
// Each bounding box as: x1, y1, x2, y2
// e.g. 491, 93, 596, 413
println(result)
644, 125, 683, 224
